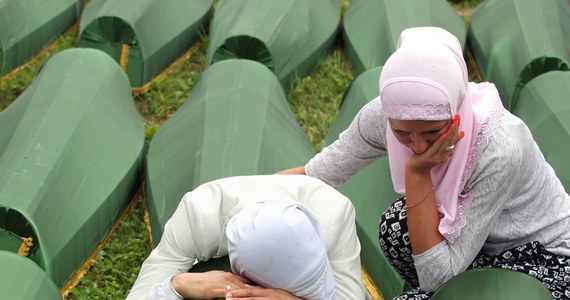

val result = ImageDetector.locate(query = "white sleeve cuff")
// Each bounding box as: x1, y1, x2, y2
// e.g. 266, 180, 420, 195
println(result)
147, 275, 184, 299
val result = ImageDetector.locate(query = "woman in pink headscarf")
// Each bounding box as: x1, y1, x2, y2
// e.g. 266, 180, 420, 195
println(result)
280, 27, 570, 299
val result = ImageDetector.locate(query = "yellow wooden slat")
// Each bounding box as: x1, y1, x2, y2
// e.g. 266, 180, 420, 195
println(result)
362, 266, 384, 300
17, 237, 33, 257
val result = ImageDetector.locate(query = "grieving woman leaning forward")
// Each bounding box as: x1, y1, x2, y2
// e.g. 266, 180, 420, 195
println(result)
280, 27, 570, 299
126, 175, 370, 300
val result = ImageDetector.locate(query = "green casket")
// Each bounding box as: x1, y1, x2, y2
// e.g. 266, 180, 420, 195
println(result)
323, 67, 406, 299
468, 0, 570, 111
78, 0, 212, 88
207, 0, 340, 89
0, 48, 145, 287
146, 59, 315, 244
0, 251, 61, 300
514, 71, 570, 190
431, 268, 553, 300
342, 0, 465, 76
0, 0, 81, 76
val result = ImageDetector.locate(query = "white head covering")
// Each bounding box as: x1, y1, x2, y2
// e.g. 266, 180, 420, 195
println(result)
380, 27, 504, 242
226, 200, 336, 299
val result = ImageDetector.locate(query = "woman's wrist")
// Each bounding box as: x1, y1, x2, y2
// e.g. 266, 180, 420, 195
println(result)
405, 162, 432, 179
405, 187, 434, 209
405, 158, 433, 176
170, 274, 186, 299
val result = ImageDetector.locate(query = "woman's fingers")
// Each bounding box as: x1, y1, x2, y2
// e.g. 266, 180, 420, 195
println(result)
209, 277, 252, 298
406, 114, 465, 174
438, 114, 463, 155
209, 270, 251, 287
230, 272, 252, 284
449, 114, 465, 152
172, 271, 251, 299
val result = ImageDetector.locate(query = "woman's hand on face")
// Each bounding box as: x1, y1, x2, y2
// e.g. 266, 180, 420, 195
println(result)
405, 114, 464, 175
225, 284, 303, 300
171, 271, 250, 299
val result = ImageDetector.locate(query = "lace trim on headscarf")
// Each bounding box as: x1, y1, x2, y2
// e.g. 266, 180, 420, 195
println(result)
290, 252, 329, 299
444, 96, 504, 243
383, 103, 452, 120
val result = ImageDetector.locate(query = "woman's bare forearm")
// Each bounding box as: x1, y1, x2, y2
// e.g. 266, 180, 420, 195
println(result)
405, 170, 444, 255
276, 166, 306, 175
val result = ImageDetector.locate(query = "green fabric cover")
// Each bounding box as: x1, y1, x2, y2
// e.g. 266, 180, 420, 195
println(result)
323, 67, 406, 299
207, 0, 340, 89
0, 0, 81, 76
146, 59, 315, 245
514, 71, 570, 191
431, 268, 553, 299
0, 251, 62, 300
0, 48, 145, 287
0, 228, 23, 253
79, 0, 212, 88
342, 0, 466, 76
468, 0, 570, 111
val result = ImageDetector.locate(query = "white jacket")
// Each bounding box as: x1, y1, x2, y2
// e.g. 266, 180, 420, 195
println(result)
126, 174, 369, 300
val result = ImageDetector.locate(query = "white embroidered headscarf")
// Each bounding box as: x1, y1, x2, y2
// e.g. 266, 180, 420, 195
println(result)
380, 27, 504, 242
226, 200, 336, 299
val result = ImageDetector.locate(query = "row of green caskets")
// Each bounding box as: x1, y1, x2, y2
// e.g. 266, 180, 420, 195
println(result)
0, 0, 337, 298
2, 0, 568, 101
0, 0, 337, 89
0, 49, 145, 299
0, 47, 318, 298
1, 0, 569, 299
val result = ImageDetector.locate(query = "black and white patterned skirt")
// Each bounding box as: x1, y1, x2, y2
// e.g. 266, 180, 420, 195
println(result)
378, 197, 570, 299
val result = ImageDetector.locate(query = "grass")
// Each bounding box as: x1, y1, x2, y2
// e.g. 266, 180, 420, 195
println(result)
288, 49, 354, 151
0, 25, 79, 110
0, 1, 482, 299
134, 36, 209, 149
66, 197, 150, 299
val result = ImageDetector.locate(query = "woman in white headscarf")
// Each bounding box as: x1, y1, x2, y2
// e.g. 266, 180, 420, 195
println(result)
226, 200, 336, 299
280, 27, 570, 299
126, 174, 370, 300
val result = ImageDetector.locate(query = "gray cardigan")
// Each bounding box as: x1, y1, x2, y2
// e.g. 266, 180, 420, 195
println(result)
306, 96, 570, 292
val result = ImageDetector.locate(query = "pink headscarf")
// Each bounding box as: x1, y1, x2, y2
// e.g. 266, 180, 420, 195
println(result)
380, 27, 504, 242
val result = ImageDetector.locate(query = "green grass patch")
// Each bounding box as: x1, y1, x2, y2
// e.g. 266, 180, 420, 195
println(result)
288, 49, 354, 151
135, 35, 209, 147
66, 197, 151, 300
136, 37, 208, 125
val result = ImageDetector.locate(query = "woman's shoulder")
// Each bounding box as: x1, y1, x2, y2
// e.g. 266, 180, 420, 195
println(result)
480, 112, 526, 158
470, 111, 538, 183
355, 96, 388, 138
358, 96, 386, 122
